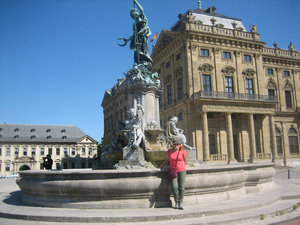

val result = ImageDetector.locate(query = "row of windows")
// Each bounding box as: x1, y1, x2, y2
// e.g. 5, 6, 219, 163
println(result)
267, 68, 291, 77
7, 135, 68, 139
1, 160, 94, 172
0, 147, 94, 157
166, 75, 255, 105
200, 48, 252, 62
0, 128, 67, 133
165, 74, 294, 108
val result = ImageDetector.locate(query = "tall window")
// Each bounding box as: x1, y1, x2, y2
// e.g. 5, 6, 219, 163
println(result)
201, 48, 209, 56
48, 148, 52, 155
89, 148, 93, 156
177, 78, 183, 100
285, 91, 292, 108
167, 85, 172, 105
31, 148, 36, 156
275, 129, 282, 154
81, 148, 86, 156
166, 61, 170, 68
203, 74, 211, 92
23, 148, 28, 156
268, 89, 275, 100
14, 148, 19, 156
178, 112, 183, 121
288, 128, 299, 154
245, 78, 254, 95
225, 76, 234, 96
6, 148, 10, 156
223, 51, 231, 59
71, 148, 76, 156
209, 134, 217, 154
64, 148, 68, 156
56, 148, 60, 156
40, 148, 45, 156
5, 163, 10, 172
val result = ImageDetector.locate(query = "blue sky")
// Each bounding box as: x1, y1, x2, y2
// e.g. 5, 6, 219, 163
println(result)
0, 0, 299, 142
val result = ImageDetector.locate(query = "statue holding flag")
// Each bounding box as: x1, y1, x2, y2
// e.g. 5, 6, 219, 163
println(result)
118, 0, 152, 64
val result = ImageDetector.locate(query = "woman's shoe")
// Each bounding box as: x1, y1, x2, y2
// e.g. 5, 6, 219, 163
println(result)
178, 202, 183, 210
174, 202, 179, 209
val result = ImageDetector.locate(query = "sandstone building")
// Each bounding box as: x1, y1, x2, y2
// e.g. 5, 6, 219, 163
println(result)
151, 6, 300, 166
0, 123, 98, 176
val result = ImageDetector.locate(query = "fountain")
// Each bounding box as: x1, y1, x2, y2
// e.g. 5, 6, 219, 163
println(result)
16, 0, 276, 209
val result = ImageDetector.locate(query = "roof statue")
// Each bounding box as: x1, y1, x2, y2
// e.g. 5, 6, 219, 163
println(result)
198, 0, 202, 9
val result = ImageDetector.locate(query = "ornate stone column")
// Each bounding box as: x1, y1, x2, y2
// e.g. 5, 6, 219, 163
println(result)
248, 114, 256, 162
202, 112, 210, 161
226, 113, 236, 163
269, 115, 277, 161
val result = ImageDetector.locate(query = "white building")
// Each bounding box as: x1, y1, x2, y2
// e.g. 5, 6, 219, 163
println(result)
0, 123, 98, 176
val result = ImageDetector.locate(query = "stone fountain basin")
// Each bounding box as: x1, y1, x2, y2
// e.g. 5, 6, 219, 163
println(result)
16, 163, 275, 209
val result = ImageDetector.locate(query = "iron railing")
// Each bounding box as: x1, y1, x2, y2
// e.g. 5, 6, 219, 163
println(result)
194, 91, 277, 103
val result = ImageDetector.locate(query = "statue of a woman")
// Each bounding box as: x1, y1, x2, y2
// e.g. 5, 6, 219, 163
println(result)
118, 0, 152, 64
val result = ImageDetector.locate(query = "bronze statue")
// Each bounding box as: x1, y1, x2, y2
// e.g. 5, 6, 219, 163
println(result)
118, 0, 152, 64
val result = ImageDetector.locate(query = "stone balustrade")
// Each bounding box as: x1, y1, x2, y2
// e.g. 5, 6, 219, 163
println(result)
210, 154, 228, 161
257, 152, 272, 160
263, 47, 300, 59
193, 91, 277, 103
187, 23, 256, 41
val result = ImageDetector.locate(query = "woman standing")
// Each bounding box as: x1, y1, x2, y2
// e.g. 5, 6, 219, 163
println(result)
160, 138, 187, 210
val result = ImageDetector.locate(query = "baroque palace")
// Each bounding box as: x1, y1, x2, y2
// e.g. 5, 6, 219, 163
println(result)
0, 123, 98, 176
150, 6, 300, 166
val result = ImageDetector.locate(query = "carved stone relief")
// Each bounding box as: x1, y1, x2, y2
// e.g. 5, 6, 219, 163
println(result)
222, 66, 236, 76
242, 68, 256, 77
198, 64, 214, 73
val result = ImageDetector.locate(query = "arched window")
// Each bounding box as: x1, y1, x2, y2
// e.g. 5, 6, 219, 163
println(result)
275, 128, 282, 154
288, 128, 299, 154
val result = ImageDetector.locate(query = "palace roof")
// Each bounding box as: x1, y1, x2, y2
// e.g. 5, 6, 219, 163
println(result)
0, 123, 88, 144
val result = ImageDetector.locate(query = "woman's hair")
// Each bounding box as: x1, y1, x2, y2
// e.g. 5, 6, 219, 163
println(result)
179, 144, 183, 151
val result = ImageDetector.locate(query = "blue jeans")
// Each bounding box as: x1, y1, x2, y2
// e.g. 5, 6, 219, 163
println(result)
171, 170, 186, 203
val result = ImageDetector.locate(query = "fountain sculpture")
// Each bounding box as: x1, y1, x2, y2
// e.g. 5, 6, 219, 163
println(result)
16, 0, 276, 209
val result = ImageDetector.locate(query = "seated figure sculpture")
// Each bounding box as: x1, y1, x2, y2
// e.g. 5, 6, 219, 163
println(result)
165, 116, 194, 150
125, 105, 145, 150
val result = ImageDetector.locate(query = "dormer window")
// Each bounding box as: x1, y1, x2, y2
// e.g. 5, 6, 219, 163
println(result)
46, 129, 51, 133
14, 135, 19, 139
47, 135, 51, 139
14, 128, 19, 132
0, 128, 2, 132
31, 135, 36, 139
62, 136, 67, 139
61, 129, 66, 133
31, 129, 35, 132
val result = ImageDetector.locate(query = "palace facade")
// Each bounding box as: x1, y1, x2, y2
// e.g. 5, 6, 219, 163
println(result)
0, 123, 98, 176
151, 7, 300, 166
